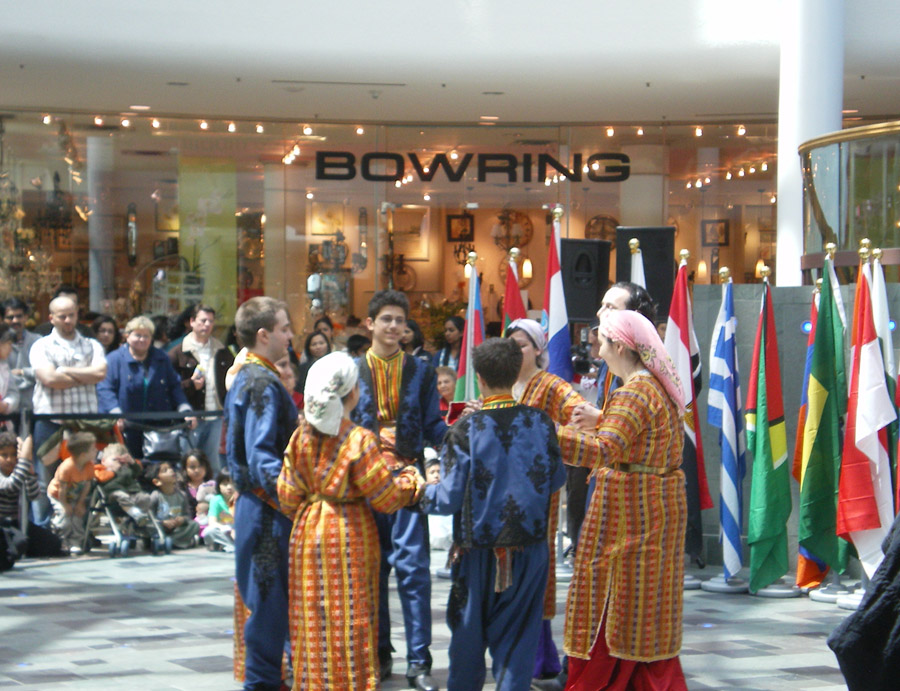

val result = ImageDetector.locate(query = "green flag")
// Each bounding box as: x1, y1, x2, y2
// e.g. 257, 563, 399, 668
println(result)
745, 280, 791, 592
797, 258, 850, 573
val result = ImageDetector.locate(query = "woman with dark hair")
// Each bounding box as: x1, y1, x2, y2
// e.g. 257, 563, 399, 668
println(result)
91, 315, 121, 355
401, 319, 431, 362
313, 315, 334, 344
432, 315, 464, 370
295, 331, 332, 396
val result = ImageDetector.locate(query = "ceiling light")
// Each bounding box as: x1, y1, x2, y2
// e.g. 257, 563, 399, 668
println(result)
261, 214, 266, 225
356, 126, 365, 135
704, 177, 711, 184
582, 165, 589, 173
199, 120, 209, 130
738, 168, 745, 177
292, 145, 300, 155
725, 171, 733, 180
120, 118, 131, 128
94, 116, 104, 126
770, 194, 777, 204
151, 119, 161, 129
749, 166, 756, 174
306, 192, 314, 200
480, 115, 499, 120
686, 181, 692, 189
842, 109, 859, 114
591, 161, 600, 171
423, 167, 430, 174
303, 125, 313, 135
696, 179, 703, 188
450, 150, 459, 160
227, 122, 237, 133
544, 178, 551, 186
636, 127, 644, 136
423, 194, 431, 201
41, 114, 52, 125
606, 127, 615, 137
395, 180, 402, 188
256, 124, 265, 134
129, 105, 151, 111
737, 124, 746, 136
695, 126, 703, 137
761, 162, 768, 172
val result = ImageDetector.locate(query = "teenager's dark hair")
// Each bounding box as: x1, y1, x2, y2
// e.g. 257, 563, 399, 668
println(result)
405, 319, 425, 350
313, 315, 333, 332
91, 314, 121, 353
444, 316, 465, 332
182, 448, 212, 482
611, 281, 657, 324
235, 296, 287, 347
151, 315, 170, 344
167, 303, 196, 342
424, 458, 440, 469
67, 432, 97, 458
0, 430, 17, 449
303, 330, 332, 360
346, 334, 371, 356
144, 461, 173, 483
473, 338, 522, 390
215, 467, 232, 495
367, 290, 409, 319
190, 303, 216, 319
2, 297, 28, 316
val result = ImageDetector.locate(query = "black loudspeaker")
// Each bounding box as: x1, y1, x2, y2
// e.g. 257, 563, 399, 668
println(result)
615, 226, 676, 321
560, 238, 611, 322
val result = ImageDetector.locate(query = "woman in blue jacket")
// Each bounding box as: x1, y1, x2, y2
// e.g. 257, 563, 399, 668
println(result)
98, 316, 196, 460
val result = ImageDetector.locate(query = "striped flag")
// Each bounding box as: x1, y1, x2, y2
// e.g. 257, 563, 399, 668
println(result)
836, 261, 896, 577
541, 211, 573, 381
501, 255, 527, 333
792, 286, 830, 588
745, 278, 791, 592
869, 255, 898, 508
453, 264, 485, 402
664, 258, 714, 559
798, 255, 849, 574
708, 276, 746, 578
630, 243, 646, 288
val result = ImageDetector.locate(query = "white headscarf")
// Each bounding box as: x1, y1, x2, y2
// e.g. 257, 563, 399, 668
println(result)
506, 318, 548, 369
303, 352, 359, 435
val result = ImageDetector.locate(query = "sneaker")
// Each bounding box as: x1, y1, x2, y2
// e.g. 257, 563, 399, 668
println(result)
68, 545, 83, 556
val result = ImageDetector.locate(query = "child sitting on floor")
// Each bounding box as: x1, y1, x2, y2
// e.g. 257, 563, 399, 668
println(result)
146, 460, 200, 549
95, 443, 151, 525
48, 432, 97, 555
205, 468, 236, 552
0, 432, 63, 567
424, 451, 452, 552
181, 448, 215, 536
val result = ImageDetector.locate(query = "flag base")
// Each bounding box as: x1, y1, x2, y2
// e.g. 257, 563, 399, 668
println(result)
750, 578, 801, 599
836, 589, 865, 610
808, 577, 852, 603
700, 574, 749, 593
683, 574, 703, 590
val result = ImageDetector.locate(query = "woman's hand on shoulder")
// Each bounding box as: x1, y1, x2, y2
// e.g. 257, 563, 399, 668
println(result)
571, 403, 601, 432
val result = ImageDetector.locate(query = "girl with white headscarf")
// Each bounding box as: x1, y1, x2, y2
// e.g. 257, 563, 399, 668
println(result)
277, 352, 424, 690
504, 318, 586, 681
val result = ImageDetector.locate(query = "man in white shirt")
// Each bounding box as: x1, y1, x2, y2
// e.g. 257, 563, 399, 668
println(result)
3, 297, 41, 421
29, 295, 107, 524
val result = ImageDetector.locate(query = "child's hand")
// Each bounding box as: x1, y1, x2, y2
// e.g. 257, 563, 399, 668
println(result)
17, 436, 33, 461
163, 518, 177, 530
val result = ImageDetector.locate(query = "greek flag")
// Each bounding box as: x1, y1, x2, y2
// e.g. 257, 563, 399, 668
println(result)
708, 277, 746, 579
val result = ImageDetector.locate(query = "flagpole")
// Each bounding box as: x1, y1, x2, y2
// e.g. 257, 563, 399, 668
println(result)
465, 251, 478, 402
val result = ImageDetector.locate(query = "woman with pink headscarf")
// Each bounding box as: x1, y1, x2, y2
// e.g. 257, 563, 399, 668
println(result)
560, 309, 688, 691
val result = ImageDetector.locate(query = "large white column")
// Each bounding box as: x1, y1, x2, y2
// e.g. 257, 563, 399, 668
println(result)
620, 145, 667, 227
776, 0, 843, 285
87, 137, 115, 312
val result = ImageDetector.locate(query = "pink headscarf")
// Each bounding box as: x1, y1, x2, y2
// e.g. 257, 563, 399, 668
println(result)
600, 310, 685, 412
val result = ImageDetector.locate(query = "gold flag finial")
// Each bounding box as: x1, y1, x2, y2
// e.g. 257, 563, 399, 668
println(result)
825, 242, 837, 259
860, 237, 872, 250
551, 204, 564, 221
629, 238, 640, 254
760, 265, 771, 279
872, 247, 883, 261
679, 249, 690, 262
858, 245, 870, 262
719, 266, 731, 281
508, 247, 521, 262
467, 251, 478, 266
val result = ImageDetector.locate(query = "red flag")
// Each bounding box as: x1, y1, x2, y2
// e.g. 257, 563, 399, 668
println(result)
836, 263, 896, 576
501, 258, 527, 332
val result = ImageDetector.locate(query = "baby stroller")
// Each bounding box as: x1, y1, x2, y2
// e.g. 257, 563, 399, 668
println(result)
81, 480, 167, 557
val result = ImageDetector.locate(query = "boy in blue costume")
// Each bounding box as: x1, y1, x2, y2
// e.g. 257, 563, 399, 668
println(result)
421, 338, 566, 691
351, 289, 447, 691
224, 297, 297, 691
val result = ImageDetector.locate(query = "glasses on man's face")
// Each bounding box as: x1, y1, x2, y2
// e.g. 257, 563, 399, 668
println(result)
377, 315, 406, 326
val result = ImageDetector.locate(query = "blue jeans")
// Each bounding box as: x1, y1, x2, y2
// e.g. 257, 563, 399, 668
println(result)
30, 420, 60, 527
189, 416, 223, 474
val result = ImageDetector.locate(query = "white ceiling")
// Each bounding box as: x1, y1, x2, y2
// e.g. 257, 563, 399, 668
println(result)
2, 0, 899, 126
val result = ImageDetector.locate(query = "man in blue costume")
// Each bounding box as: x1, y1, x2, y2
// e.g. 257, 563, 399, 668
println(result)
352, 289, 447, 691
225, 297, 297, 691
421, 337, 566, 691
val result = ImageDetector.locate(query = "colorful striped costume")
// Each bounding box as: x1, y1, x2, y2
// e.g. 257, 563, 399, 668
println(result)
515, 369, 584, 619
559, 372, 687, 663
278, 419, 419, 691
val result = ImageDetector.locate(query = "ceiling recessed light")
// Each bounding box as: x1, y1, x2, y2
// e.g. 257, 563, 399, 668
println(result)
41, 114, 52, 125
636, 127, 644, 136
93, 116, 104, 126
227, 122, 237, 133
306, 192, 314, 200
129, 105, 151, 111
737, 124, 746, 136
695, 126, 703, 137
423, 194, 431, 201
356, 126, 365, 135
199, 120, 209, 130
256, 124, 264, 134
303, 125, 313, 135
151, 119, 161, 129
606, 127, 615, 137
480, 115, 499, 120
120, 118, 131, 128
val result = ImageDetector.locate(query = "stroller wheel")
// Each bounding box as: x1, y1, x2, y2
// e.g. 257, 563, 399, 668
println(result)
164, 536, 173, 555
108, 542, 118, 558
119, 540, 130, 558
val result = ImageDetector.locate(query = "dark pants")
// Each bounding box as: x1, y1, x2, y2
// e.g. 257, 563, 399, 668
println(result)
447, 542, 548, 691
234, 494, 291, 691
375, 505, 433, 670
25, 521, 64, 557
565, 466, 591, 552
31, 420, 61, 527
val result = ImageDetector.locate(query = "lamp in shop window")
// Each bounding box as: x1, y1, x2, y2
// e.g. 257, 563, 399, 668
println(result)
125, 202, 138, 266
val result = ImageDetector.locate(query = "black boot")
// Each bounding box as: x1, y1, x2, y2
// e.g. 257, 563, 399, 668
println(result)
406, 663, 439, 691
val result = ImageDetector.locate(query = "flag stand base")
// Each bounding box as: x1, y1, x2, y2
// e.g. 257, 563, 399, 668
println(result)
836, 590, 864, 610
750, 578, 801, 599
808, 577, 852, 604
700, 574, 749, 594
683, 574, 703, 590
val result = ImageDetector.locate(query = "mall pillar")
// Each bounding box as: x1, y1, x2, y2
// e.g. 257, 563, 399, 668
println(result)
87, 137, 115, 313
776, 0, 843, 286
620, 145, 667, 227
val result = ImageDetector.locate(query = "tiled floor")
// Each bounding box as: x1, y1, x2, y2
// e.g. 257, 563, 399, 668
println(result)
0, 550, 851, 690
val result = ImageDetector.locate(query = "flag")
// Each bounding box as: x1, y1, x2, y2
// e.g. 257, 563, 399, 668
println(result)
664, 258, 713, 559
869, 255, 898, 508
541, 212, 573, 381
453, 265, 485, 402
630, 243, 646, 288
501, 256, 527, 333
745, 278, 792, 592
836, 262, 896, 577
791, 286, 829, 588
708, 277, 746, 578
798, 256, 849, 574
